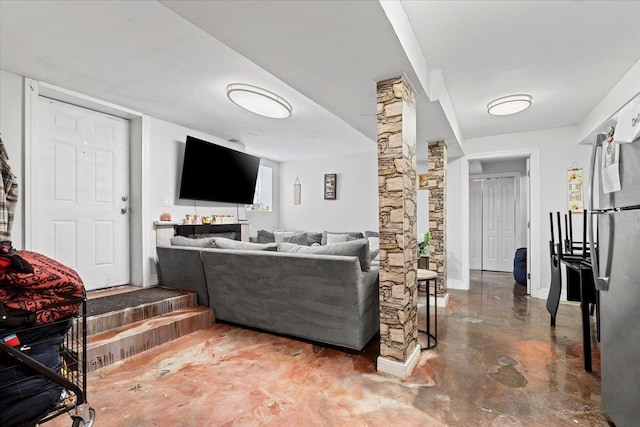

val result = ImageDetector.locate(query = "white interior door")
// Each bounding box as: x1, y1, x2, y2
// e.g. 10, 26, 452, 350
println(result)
469, 180, 483, 269
482, 177, 515, 272
34, 97, 130, 290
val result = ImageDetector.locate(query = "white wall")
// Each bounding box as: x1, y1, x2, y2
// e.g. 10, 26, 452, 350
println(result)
245, 159, 280, 235
417, 159, 429, 242
449, 126, 592, 299
447, 156, 468, 289
480, 159, 527, 175
146, 117, 280, 278
278, 151, 378, 233
0, 69, 25, 249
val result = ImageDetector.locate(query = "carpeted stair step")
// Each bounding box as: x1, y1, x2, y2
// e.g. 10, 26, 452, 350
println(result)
85, 306, 213, 371
86, 287, 197, 336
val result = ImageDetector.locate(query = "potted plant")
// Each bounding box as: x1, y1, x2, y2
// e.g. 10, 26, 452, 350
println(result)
417, 231, 431, 258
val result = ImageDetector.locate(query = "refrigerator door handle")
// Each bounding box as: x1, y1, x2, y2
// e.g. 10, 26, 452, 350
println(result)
588, 133, 610, 291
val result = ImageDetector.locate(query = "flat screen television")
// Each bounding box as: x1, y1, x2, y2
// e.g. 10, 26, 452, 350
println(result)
179, 136, 260, 204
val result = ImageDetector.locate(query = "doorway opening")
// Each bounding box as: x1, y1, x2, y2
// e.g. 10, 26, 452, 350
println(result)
464, 150, 540, 297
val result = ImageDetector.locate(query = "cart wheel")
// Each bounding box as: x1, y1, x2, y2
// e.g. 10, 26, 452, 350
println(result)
71, 407, 95, 427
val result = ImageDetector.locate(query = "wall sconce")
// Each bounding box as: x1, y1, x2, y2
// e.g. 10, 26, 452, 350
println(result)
294, 177, 301, 205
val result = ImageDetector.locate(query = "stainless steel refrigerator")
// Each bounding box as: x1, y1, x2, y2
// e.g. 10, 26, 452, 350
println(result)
588, 134, 640, 427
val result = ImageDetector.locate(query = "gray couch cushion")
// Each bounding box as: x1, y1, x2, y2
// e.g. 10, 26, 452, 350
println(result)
170, 235, 217, 248
364, 231, 379, 238
306, 232, 322, 246
256, 229, 275, 243
278, 239, 371, 271
321, 231, 364, 245
214, 238, 277, 251
273, 231, 295, 243
284, 232, 308, 245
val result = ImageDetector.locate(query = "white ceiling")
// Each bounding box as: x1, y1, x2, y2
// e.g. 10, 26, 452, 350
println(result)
402, 0, 640, 139
1, 1, 639, 161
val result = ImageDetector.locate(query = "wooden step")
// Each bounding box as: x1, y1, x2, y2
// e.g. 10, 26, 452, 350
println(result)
86, 288, 197, 336
85, 306, 213, 371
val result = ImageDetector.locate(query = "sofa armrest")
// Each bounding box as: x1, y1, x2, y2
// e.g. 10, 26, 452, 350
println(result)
156, 245, 209, 307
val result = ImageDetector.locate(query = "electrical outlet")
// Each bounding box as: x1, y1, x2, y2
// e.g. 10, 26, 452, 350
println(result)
163, 196, 173, 207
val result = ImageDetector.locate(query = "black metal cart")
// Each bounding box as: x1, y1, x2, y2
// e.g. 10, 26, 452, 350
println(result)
0, 295, 95, 427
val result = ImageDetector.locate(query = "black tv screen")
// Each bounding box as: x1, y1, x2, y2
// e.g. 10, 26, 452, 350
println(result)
179, 136, 260, 204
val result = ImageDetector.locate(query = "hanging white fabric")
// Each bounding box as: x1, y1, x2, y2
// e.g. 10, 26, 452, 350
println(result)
0, 136, 19, 240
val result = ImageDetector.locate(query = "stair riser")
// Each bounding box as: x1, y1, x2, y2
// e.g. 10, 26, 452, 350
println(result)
86, 293, 197, 336
86, 309, 213, 372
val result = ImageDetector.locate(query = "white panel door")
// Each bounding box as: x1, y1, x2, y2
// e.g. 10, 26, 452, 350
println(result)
35, 97, 129, 290
482, 179, 499, 271
469, 180, 483, 270
482, 177, 515, 272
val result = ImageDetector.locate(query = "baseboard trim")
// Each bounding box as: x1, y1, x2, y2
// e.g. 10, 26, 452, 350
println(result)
533, 287, 549, 300
435, 292, 449, 307
377, 344, 421, 379
447, 279, 469, 290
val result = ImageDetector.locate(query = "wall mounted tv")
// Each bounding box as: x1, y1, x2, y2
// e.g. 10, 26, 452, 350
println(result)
179, 136, 260, 204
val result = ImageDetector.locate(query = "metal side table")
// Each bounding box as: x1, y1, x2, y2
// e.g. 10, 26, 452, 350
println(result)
417, 269, 438, 350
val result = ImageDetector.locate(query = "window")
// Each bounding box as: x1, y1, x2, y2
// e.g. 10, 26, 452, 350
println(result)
247, 164, 272, 212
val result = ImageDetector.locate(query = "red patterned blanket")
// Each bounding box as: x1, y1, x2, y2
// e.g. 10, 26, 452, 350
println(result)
0, 251, 84, 325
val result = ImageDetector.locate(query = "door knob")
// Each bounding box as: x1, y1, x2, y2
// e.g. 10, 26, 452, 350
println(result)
121, 207, 129, 214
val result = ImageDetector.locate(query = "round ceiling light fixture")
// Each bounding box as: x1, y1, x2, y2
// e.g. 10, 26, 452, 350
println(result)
226, 83, 292, 119
487, 94, 532, 116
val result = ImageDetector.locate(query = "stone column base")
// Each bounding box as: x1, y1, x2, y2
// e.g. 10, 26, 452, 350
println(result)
377, 344, 421, 379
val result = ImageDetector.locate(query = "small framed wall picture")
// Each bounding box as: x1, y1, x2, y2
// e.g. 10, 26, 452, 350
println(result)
418, 173, 429, 190
324, 173, 337, 200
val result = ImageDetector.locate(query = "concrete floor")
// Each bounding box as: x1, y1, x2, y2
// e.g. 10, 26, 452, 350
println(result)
48, 270, 608, 426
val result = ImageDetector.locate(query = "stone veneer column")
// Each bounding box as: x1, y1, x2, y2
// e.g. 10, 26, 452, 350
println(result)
428, 141, 447, 296
376, 76, 419, 378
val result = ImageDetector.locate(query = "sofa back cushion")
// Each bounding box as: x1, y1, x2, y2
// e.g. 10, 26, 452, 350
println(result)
214, 238, 277, 251
278, 239, 371, 271
170, 235, 217, 248
256, 229, 275, 243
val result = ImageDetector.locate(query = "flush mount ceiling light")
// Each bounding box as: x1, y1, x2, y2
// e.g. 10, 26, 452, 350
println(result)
226, 83, 292, 119
487, 94, 532, 116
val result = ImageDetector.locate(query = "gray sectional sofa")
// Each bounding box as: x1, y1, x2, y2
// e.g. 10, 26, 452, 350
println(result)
156, 244, 379, 350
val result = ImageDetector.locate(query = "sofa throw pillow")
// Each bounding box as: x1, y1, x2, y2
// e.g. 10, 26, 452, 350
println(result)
321, 231, 364, 245
326, 233, 350, 245
170, 236, 217, 248
283, 233, 308, 246
256, 229, 276, 243
273, 231, 295, 243
306, 232, 323, 246
278, 239, 371, 271
367, 236, 380, 261
214, 238, 277, 251
364, 231, 379, 238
